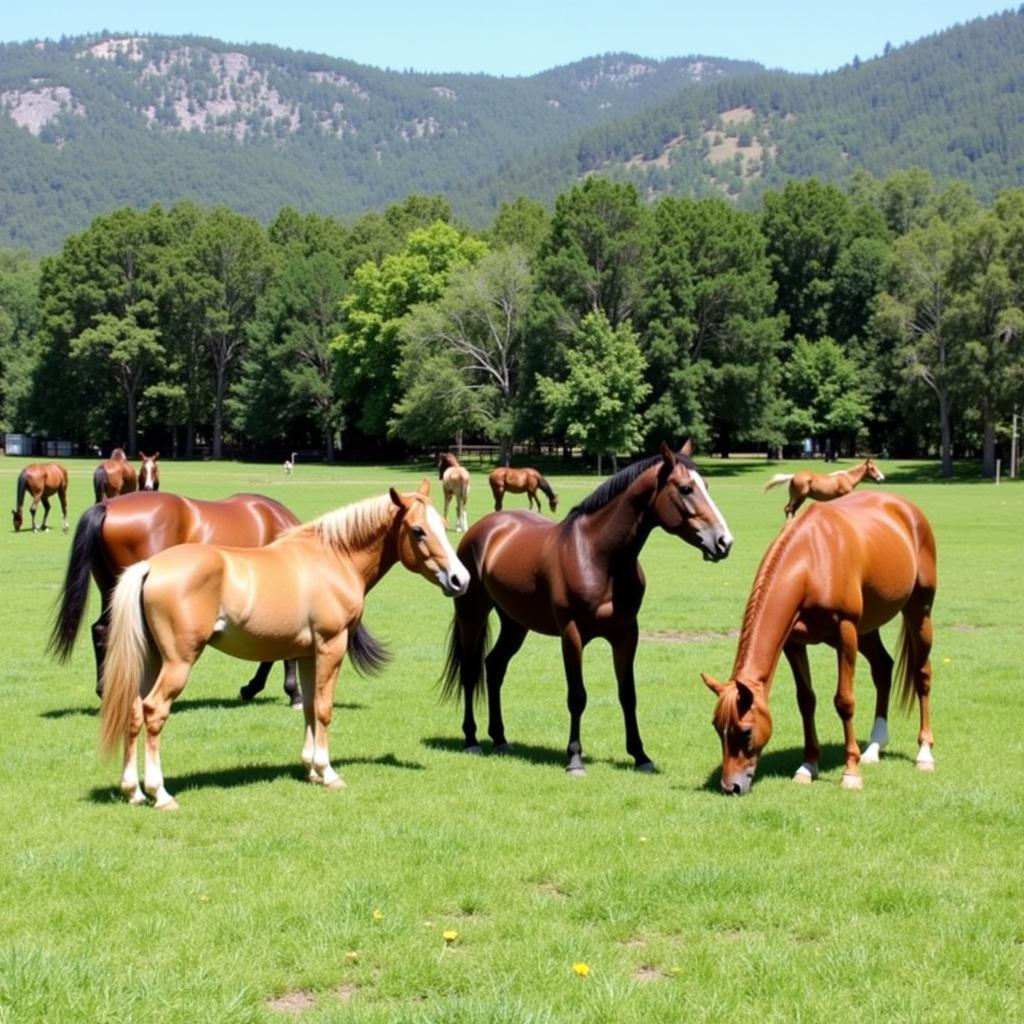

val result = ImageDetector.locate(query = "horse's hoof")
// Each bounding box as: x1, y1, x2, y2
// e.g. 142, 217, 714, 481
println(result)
464, 745, 484, 756
567, 767, 587, 778
915, 759, 936, 772
289, 700, 304, 711
792, 763, 818, 784
239, 686, 255, 702
840, 772, 863, 790
636, 761, 659, 774
492, 743, 513, 756
155, 796, 180, 811
308, 769, 323, 784
860, 743, 881, 764
324, 776, 347, 790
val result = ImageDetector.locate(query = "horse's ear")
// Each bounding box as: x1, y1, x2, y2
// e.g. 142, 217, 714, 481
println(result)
701, 672, 726, 696
680, 438, 694, 457
389, 487, 407, 509
660, 441, 676, 466
153, 452, 160, 461
418, 478, 431, 496
139, 451, 148, 460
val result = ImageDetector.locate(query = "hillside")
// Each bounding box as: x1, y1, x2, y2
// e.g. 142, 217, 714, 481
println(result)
0, 35, 760, 252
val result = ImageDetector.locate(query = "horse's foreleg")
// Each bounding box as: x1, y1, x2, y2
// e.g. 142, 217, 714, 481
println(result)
783, 641, 820, 783
142, 659, 193, 810
39, 496, 52, 532
92, 605, 111, 698
561, 625, 587, 776
282, 659, 300, 707
610, 623, 655, 771
834, 620, 862, 789
484, 614, 527, 753
303, 641, 346, 790
857, 630, 893, 764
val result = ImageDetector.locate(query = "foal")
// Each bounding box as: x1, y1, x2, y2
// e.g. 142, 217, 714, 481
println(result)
438, 452, 470, 532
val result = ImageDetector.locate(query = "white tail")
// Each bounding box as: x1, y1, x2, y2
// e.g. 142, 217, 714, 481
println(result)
763, 473, 794, 492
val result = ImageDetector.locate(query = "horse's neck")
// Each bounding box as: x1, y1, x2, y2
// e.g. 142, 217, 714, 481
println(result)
584, 472, 659, 565
337, 525, 400, 594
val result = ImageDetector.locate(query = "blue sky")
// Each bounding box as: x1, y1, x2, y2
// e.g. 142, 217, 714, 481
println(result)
3, 1, 1011, 76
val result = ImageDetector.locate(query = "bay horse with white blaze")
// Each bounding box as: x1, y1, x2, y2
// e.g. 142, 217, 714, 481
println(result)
443, 442, 733, 775
702, 490, 937, 795
438, 451, 470, 532
138, 451, 160, 491
49, 490, 302, 704
764, 458, 885, 519
488, 466, 558, 514
12, 462, 69, 532
93, 448, 137, 502
99, 482, 468, 808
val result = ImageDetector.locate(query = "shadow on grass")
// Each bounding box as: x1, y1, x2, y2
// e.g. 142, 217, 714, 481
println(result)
42, 697, 366, 720
422, 734, 568, 768
87, 752, 425, 803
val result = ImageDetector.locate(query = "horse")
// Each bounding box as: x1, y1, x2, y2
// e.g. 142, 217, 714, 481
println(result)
442, 442, 734, 775
49, 491, 302, 705
98, 481, 468, 809
284, 452, 297, 474
764, 458, 885, 519
701, 490, 937, 796
12, 462, 69, 533
488, 466, 559, 514
438, 452, 470, 532
93, 448, 138, 502
138, 451, 160, 491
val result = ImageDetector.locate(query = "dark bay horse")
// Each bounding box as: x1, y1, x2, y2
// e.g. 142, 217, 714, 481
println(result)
702, 490, 937, 795
443, 442, 734, 775
138, 451, 160, 491
764, 458, 885, 519
488, 466, 558, 514
99, 482, 468, 808
49, 491, 302, 704
438, 452, 470, 532
93, 448, 137, 502
12, 462, 69, 532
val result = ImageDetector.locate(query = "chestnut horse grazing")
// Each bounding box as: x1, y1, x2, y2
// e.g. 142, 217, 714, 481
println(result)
438, 452, 470, 532
702, 491, 937, 795
488, 466, 558, 514
99, 482, 469, 808
443, 442, 733, 775
764, 458, 885, 519
49, 491, 301, 704
12, 462, 69, 532
93, 448, 137, 502
138, 451, 160, 491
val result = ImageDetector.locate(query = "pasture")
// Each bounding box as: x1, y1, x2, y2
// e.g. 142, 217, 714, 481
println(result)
1, 454, 1021, 1024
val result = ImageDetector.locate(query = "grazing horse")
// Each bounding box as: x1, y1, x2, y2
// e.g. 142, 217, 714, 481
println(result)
98, 482, 468, 808
138, 451, 160, 491
93, 448, 138, 502
49, 491, 302, 705
764, 458, 885, 519
438, 452, 470, 532
12, 462, 69, 533
488, 466, 558, 514
702, 491, 937, 795
443, 442, 734, 775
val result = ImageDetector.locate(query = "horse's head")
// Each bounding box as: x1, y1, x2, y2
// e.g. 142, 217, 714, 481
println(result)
652, 441, 733, 562
390, 480, 469, 597
702, 674, 773, 795
548, 492, 559, 513
864, 459, 885, 483
11, 508, 23, 532
438, 452, 454, 480
139, 451, 160, 491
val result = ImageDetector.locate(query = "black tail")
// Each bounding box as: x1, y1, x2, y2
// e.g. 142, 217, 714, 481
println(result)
48, 503, 107, 662
92, 465, 108, 503
348, 621, 391, 676
14, 469, 27, 511
440, 613, 489, 707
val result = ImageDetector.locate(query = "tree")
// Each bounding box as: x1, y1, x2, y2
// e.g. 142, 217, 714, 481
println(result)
0, 249, 40, 434
536, 311, 651, 474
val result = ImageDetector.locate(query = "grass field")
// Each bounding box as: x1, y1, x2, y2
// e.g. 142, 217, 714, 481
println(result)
1, 454, 1021, 1024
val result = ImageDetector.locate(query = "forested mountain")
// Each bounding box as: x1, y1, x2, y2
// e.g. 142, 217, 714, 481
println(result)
1, 9, 1023, 254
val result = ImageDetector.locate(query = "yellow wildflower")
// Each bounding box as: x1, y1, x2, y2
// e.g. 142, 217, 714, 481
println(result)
572, 962, 590, 977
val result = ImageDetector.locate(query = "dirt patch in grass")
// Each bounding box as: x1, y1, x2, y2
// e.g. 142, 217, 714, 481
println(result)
640, 629, 738, 644
267, 990, 315, 1014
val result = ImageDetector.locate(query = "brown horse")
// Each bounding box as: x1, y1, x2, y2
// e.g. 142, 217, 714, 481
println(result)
764, 458, 885, 519
12, 462, 69, 532
438, 452, 470, 532
99, 481, 468, 808
93, 448, 138, 502
49, 490, 301, 704
488, 466, 558, 514
443, 442, 734, 775
138, 451, 160, 491
702, 490, 937, 795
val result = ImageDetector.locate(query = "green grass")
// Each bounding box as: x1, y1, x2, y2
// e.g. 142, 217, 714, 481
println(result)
1, 455, 1021, 1024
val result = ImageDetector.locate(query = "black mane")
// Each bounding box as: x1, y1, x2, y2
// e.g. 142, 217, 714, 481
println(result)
566, 452, 696, 522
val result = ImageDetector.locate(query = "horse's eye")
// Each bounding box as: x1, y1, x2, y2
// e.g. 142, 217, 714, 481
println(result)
411, 525, 426, 540
679, 485, 693, 497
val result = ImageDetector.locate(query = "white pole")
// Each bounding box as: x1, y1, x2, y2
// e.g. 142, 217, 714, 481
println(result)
996, 458, 1001, 485
1011, 408, 1019, 479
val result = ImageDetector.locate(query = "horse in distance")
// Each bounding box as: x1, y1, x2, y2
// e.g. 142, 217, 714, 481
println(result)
488, 466, 558, 514
138, 451, 160, 491
93, 448, 138, 502
702, 490, 937, 795
438, 451, 470, 532
764, 458, 885, 520
12, 462, 69, 532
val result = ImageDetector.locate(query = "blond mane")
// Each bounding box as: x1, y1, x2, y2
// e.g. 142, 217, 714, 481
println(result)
286, 494, 396, 553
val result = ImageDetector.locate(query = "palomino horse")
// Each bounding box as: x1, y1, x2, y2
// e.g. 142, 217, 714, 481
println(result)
764, 458, 885, 519
488, 466, 559, 514
438, 452, 470, 532
12, 462, 69, 532
49, 491, 301, 704
443, 442, 734, 775
138, 451, 160, 491
702, 490, 937, 795
93, 448, 137, 502
99, 482, 469, 808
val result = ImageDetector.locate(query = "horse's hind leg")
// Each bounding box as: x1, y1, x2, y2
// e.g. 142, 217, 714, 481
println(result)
610, 622, 655, 771
39, 496, 52, 531
561, 624, 588, 776
141, 659, 193, 810
904, 599, 936, 771
298, 646, 346, 789
783, 641, 820, 783
484, 612, 527, 753
59, 488, 69, 532
857, 630, 893, 764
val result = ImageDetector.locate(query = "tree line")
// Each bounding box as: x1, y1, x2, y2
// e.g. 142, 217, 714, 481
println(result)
1, 169, 1022, 477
